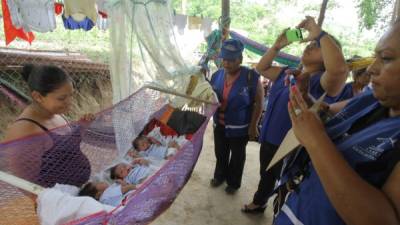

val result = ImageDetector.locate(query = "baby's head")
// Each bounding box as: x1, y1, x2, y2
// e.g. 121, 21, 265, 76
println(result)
79, 182, 109, 200
110, 163, 131, 180
132, 135, 151, 151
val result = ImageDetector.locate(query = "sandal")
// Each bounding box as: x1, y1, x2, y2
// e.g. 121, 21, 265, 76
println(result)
241, 204, 266, 214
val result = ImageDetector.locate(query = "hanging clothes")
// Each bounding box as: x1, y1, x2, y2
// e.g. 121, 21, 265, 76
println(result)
63, 0, 97, 23
96, 0, 108, 30
54, 2, 64, 15
174, 14, 187, 35
96, 0, 108, 18
1, 0, 35, 45
62, 15, 95, 31
6, 0, 56, 33
96, 15, 109, 31
188, 16, 202, 30
200, 18, 213, 37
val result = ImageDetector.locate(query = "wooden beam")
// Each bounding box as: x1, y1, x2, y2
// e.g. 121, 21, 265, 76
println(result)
0, 171, 44, 195
318, 0, 329, 27
221, 0, 230, 28
391, 0, 400, 24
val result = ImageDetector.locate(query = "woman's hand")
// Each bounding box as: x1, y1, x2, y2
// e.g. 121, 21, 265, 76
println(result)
80, 113, 96, 123
285, 69, 313, 107
148, 137, 161, 146
127, 150, 139, 158
272, 28, 291, 50
116, 179, 128, 185
248, 125, 259, 141
288, 85, 327, 148
296, 16, 322, 43
133, 158, 149, 166
168, 141, 180, 149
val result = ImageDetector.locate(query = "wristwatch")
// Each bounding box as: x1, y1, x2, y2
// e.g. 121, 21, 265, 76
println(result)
315, 30, 327, 47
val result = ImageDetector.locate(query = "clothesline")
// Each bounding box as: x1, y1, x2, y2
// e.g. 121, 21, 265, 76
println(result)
1, 0, 109, 45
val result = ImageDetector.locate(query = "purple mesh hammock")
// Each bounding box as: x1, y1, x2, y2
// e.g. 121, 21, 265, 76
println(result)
0, 85, 218, 225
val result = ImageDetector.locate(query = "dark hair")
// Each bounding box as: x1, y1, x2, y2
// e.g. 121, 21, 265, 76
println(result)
22, 64, 72, 96
132, 135, 147, 150
353, 68, 368, 78
347, 55, 368, 78
79, 182, 99, 199
110, 165, 119, 180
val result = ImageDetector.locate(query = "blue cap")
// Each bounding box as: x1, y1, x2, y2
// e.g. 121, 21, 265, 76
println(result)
219, 39, 244, 60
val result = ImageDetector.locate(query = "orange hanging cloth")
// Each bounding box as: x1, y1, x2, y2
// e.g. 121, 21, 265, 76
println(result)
1, 0, 35, 45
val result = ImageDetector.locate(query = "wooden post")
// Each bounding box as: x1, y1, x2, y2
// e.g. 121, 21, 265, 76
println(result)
0, 171, 44, 195
318, 0, 329, 27
221, 0, 230, 41
182, 0, 187, 15
221, 0, 230, 28
222, 0, 230, 23
391, 0, 400, 24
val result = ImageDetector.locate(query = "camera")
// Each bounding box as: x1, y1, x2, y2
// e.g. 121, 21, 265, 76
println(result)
285, 28, 303, 42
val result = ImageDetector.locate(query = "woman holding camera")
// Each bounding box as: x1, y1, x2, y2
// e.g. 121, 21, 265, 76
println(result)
242, 16, 350, 213
274, 19, 400, 225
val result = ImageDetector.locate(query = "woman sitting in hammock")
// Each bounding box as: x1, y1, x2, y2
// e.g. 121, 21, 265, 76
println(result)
3, 64, 94, 187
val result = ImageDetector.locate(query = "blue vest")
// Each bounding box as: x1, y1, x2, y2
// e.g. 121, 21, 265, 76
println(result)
259, 70, 348, 145
336, 82, 354, 101
275, 93, 400, 225
210, 66, 260, 137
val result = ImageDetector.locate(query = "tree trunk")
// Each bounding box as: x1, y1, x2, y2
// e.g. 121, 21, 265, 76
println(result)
318, 0, 329, 27
391, 0, 400, 24
221, 0, 230, 29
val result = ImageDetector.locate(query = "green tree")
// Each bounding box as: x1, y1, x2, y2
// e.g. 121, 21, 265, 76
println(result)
173, 0, 377, 59
357, 0, 394, 29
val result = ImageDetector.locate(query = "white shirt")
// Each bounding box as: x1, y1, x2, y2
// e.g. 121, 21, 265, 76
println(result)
7, 0, 56, 32
99, 183, 125, 207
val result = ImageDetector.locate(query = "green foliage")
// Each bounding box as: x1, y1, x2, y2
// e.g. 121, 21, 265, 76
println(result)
357, 0, 394, 30
0, 0, 380, 63
173, 0, 378, 60
358, 0, 380, 29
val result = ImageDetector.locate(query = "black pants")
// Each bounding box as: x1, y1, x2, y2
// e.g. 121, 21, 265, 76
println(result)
213, 124, 249, 189
252, 141, 283, 206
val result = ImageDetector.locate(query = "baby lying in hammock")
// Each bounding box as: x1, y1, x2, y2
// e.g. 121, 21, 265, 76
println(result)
78, 127, 186, 206
79, 158, 156, 206
79, 181, 136, 207
129, 135, 181, 160
110, 158, 156, 185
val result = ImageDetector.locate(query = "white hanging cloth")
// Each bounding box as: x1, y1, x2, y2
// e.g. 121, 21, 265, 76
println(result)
6, 0, 56, 33
63, 0, 97, 23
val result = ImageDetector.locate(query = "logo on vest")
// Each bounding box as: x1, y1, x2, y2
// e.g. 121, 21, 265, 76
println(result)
352, 137, 396, 160
376, 137, 397, 150
239, 87, 250, 96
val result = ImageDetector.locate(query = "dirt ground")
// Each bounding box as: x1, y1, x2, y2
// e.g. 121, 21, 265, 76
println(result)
153, 121, 274, 225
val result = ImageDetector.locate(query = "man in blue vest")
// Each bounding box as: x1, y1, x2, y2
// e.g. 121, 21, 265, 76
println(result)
209, 39, 264, 194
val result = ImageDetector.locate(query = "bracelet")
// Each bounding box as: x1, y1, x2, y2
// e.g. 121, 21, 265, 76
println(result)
315, 30, 327, 47
271, 46, 281, 52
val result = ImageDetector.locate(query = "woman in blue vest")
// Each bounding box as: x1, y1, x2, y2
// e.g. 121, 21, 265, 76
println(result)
242, 16, 351, 213
274, 19, 400, 225
209, 39, 264, 194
